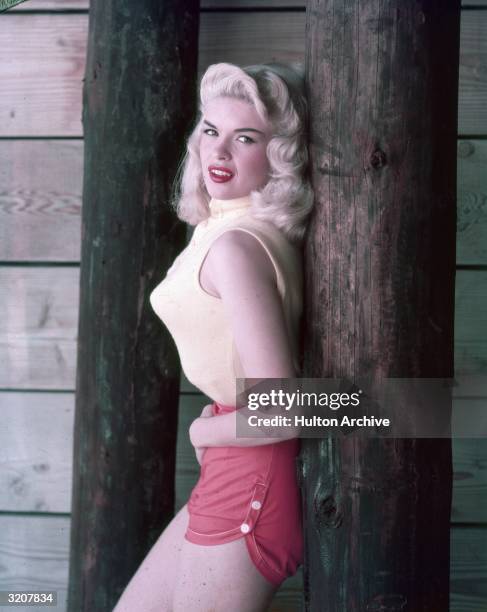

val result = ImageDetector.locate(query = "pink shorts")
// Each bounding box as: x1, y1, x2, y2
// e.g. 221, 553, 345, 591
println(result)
185, 401, 303, 587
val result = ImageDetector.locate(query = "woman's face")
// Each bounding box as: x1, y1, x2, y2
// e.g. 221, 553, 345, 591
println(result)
199, 96, 273, 200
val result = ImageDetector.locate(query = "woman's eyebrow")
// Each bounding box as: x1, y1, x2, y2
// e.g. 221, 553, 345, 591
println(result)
203, 119, 265, 135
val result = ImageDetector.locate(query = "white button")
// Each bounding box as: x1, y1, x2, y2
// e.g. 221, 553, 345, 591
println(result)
240, 523, 250, 533
251, 501, 262, 510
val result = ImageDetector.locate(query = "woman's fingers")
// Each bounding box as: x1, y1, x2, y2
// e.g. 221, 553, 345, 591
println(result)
200, 403, 215, 418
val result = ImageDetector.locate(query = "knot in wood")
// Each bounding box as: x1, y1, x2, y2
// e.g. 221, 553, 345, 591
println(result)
458, 140, 475, 158
370, 148, 387, 169
316, 495, 342, 528
366, 593, 408, 611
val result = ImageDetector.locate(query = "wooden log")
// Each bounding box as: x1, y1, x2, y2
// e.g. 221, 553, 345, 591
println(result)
302, 1, 459, 609
66, 1, 199, 610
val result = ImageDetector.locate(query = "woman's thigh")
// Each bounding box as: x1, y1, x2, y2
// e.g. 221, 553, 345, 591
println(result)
112, 503, 189, 612
172, 536, 278, 612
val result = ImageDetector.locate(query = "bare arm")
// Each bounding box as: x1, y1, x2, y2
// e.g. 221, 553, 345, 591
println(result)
190, 230, 298, 448
211, 230, 296, 378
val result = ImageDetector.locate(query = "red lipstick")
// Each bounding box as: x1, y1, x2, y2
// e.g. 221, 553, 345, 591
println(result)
208, 165, 234, 183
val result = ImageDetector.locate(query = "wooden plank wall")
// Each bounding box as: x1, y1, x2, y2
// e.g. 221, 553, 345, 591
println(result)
0, 1, 486, 610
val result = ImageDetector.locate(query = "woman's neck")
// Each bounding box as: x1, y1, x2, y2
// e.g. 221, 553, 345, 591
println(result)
208, 194, 252, 220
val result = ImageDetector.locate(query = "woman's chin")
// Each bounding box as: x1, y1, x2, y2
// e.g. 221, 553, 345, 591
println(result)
207, 185, 246, 200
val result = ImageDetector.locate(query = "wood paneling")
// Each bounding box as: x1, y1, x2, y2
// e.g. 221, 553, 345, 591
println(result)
0, 392, 73, 513
0, 141, 82, 262
455, 271, 487, 376
450, 527, 487, 612
1, 11, 486, 136
459, 10, 487, 135
0, 515, 69, 612
457, 140, 487, 265
9, 0, 487, 10
452, 437, 487, 523
11, 0, 87, 8
0, 15, 86, 136
0, 267, 78, 389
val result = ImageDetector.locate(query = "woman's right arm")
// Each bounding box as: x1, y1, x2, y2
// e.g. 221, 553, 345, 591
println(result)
206, 229, 296, 380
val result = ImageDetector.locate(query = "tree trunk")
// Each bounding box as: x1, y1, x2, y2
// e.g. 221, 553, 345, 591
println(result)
301, 1, 459, 609
67, 2, 199, 610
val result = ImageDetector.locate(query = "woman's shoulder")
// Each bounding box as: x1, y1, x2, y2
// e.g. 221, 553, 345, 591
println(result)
223, 214, 301, 257
205, 216, 302, 300
206, 229, 279, 288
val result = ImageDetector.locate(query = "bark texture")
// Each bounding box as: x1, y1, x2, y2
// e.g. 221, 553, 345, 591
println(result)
67, 2, 199, 610
300, 1, 460, 610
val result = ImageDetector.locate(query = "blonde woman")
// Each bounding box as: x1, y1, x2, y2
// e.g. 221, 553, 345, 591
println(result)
113, 61, 313, 612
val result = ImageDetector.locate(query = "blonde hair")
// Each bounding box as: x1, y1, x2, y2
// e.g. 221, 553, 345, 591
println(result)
171, 62, 314, 243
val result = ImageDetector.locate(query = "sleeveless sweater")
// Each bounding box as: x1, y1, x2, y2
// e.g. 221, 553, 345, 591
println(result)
149, 194, 303, 406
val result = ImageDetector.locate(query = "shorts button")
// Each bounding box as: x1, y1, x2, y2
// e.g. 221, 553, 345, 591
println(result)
240, 523, 250, 533
251, 501, 262, 510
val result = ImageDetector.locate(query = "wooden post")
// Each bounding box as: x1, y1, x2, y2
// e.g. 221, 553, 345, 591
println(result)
67, 2, 199, 610
301, 1, 459, 610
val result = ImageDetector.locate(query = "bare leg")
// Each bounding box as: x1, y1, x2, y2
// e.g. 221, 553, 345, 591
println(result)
112, 503, 190, 612
173, 536, 278, 612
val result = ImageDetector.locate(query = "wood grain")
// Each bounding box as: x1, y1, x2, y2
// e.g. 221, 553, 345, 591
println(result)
457, 140, 487, 265
456, 271, 487, 376
303, 1, 457, 607
11, 0, 87, 9
2, 139, 486, 263
0, 140, 83, 261
0, 515, 69, 612
0, 515, 484, 611
0, 11, 486, 136
0, 392, 74, 513
459, 9, 487, 134
8, 0, 487, 10
450, 527, 487, 612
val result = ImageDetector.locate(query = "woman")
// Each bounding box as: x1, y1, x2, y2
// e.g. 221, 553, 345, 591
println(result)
113, 61, 313, 612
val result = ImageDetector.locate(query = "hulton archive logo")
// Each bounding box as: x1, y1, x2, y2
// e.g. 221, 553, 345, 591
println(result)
1, 0, 30, 12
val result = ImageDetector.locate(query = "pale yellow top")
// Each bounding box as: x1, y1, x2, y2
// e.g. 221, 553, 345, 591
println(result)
149, 194, 303, 406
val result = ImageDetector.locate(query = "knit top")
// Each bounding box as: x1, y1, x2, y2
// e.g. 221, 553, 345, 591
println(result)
149, 194, 303, 406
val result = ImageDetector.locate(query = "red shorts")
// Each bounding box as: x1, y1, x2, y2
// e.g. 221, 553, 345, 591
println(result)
185, 402, 303, 587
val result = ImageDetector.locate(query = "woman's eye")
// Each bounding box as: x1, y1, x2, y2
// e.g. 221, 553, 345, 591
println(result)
238, 135, 255, 144
202, 129, 254, 144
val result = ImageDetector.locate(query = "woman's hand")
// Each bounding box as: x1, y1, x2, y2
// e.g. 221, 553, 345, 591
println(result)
189, 403, 215, 466
198, 403, 215, 420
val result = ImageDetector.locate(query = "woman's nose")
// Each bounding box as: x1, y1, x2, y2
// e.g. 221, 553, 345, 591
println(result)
213, 142, 231, 159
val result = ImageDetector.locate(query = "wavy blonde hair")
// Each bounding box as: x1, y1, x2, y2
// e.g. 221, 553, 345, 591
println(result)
171, 62, 314, 243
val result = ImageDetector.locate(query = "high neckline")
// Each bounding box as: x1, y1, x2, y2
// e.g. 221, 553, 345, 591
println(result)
208, 194, 252, 220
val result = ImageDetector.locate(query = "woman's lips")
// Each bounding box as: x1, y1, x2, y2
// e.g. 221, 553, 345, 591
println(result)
208, 166, 234, 183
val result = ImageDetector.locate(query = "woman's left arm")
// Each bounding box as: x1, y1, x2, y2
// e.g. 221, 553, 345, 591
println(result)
190, 230, 299, 449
